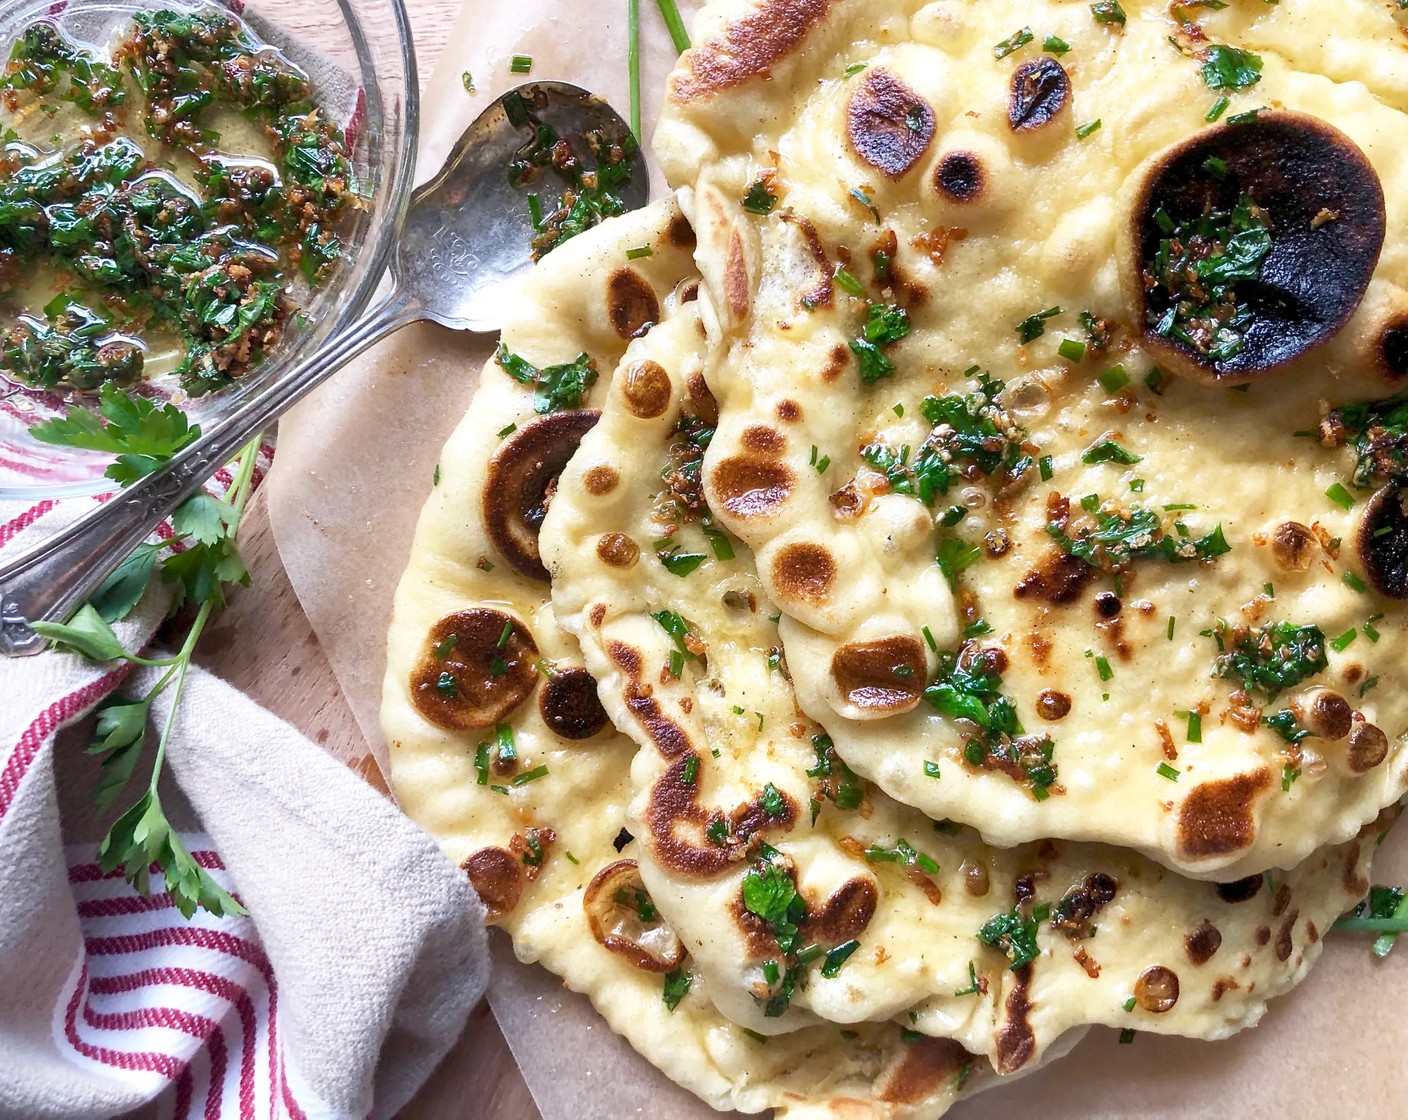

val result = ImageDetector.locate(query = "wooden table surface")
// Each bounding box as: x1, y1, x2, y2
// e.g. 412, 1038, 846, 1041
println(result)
198, 3, 540, 1117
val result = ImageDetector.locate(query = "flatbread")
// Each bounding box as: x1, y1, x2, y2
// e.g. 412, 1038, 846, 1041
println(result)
653, 0, 1408, 879
540, 277, 1389, 1091
380, 200, 1002, 1119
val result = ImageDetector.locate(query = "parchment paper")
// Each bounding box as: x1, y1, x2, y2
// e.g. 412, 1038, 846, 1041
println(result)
265, 2, 1407, 1116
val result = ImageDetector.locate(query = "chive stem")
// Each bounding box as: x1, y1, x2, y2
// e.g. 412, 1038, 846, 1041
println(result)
655, 0, 692, 53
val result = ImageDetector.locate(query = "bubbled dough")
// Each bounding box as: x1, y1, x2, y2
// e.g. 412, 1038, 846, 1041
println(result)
654, 0, 1408, 877
381, 199, 1003, 1120
539, 268, 1384, 1087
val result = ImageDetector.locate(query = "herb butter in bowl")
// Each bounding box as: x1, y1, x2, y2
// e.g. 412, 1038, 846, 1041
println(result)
0, 0, 415, 498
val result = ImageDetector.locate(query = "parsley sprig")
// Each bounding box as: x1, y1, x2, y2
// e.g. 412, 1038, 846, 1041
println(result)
28, 384, 258, 919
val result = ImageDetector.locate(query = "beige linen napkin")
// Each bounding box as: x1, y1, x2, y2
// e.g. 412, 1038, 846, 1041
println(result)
268, 2, 1408, 1119
0, 486, 488, 1120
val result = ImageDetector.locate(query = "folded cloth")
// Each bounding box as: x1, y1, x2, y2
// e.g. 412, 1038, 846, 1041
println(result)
0, 472, 488, 1120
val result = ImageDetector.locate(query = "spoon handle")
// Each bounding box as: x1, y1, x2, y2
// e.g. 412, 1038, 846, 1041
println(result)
0, 283, 425, 656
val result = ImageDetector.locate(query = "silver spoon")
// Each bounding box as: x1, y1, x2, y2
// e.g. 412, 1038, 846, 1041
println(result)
0, 81, 648, 655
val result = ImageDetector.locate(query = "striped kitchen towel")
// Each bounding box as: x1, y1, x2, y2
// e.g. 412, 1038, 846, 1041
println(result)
0, 481, 488, 1120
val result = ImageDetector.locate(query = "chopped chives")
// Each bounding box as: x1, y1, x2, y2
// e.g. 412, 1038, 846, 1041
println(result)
1058, 338, 1087, 362
1326, 483, 1356, 510
626, 245, 653, 260
655, 0, 691, 54
834, 268, 865, 296
1186, 711, 1202, 743
843, 62, 867, 78
682, 756, 699, 783
1095, 655, 1113, 682
1156, 762, 1180, 782
1044, 35, 1071, 55
1167, 616, 1176, 641
1039, 455, 1054, 481
1206, 96, 1230, 121
1365, 623, 1381, 643
1099, 364, 1130, 392
922, 624, 938, 652
512, 765, 549, 786
497, 620, 514, 647
1330, 628, 1358, 652
1343, 571, 1368, 593
509, 54, 533, 73
1129, 478, 1145, 493
924, 760, 941, 779
1075, 119, 1102, 140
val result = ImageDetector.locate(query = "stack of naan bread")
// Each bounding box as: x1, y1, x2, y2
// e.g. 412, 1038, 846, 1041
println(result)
382, 2, 1408, 1114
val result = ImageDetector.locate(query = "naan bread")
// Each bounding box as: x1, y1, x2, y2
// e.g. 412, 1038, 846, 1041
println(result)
381, 201, 1002, 1119
653, 0, 1408, 878
539, 279, 1388, 1088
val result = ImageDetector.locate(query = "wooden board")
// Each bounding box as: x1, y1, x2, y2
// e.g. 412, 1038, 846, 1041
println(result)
194, 3, 540, 1115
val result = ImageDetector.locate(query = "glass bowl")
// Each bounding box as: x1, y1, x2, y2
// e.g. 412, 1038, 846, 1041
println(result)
0, 0, 418, 499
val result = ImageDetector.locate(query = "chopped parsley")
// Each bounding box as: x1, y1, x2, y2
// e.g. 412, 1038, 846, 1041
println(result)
978, 905, 1044, 969
864, 838, 940, 876
1081, 438, 1142, 465
850, 302, 912, 384
1090, 1, 1127, 26
496, 345, 599, 413
807, 734, 864, 811
1207, 620, 1328, 699
1200, 44, 1263, 92
1016, 306, 1061, 343
925, 647, 1057, 797
662, 968, 692, 1010
742, 176, 777, 214
1047, 497, 1230, 573
1321, 390, 1408, 490
1145, 193, 1272, 363
994, 28, 1035, 60
1338, 885, 1408, 956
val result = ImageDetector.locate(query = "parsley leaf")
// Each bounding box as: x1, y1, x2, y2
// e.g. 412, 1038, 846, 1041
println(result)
1200, 44, 1263, 92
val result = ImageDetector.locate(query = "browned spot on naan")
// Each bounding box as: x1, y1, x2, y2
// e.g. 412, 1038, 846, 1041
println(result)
995, 962, 1036, 1074
879, 1037, 973, 1104
725, 229, 751, 319
539, 667, 610, 740
846, 68, 935, 179
772, 542, 836, 604
1186, 920, 1223, 965
621, 359, 672, 418
802, 877, 878, 944
1014, 550, 1097, 605
484, 410, 601, 580
934, 151, 985, 203
607, 267, 659, 338
831, 636, 926, 714
1134, 965, 1180, 1012
742, 425, 785, 454
597, 532, 640, 569
711, 456, 794, 519
670, 0, 833, 101
583, 465, 619, 495
411, 609, 539, 731
1177, 770, 1272, 860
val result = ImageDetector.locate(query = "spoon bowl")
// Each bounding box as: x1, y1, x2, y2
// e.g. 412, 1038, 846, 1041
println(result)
402, 81, 648, 332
